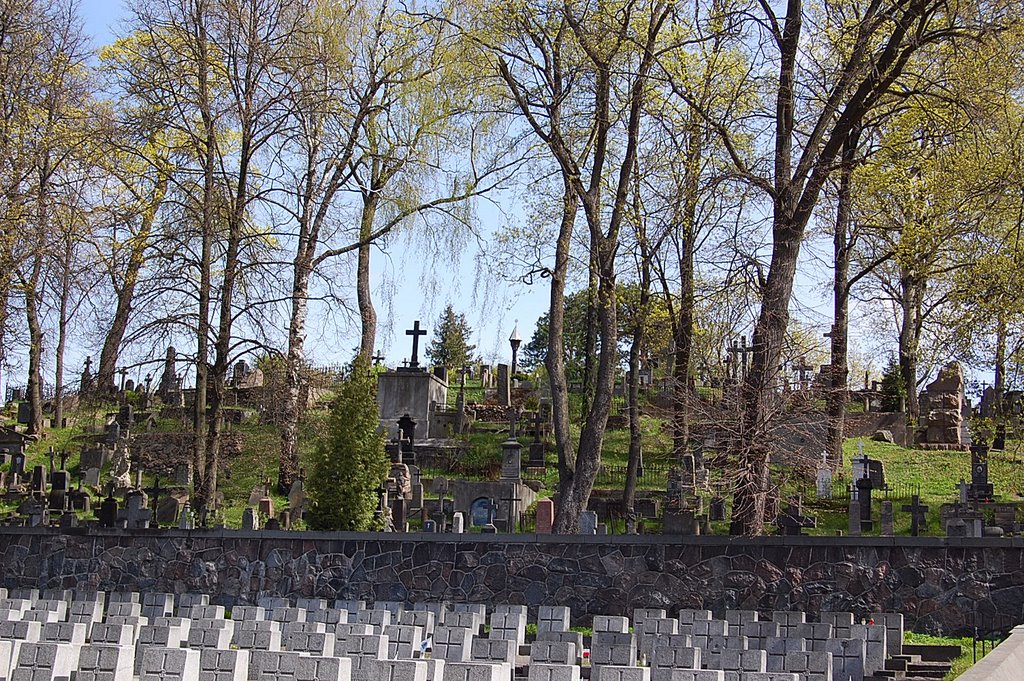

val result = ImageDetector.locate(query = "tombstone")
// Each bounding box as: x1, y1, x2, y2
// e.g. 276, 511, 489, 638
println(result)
83, 467, 100, 486
946, 517, 969, 537
10, 450, 26, 476
916, 363, 965, 448
423, 520, 437, 533
880, 501, 894, 537
242, 507, 259, 531
17, 401, 31, 425
97, 493, 119, 528
48, 468, 71, 512
174, 462, 192, 486
815, 453, 832, 499
79, 355, 94, 394
258, 496, 274, 518
663, 509, 699, 535
501, 439, 522, 480
855, 475, 873, 532
179, 502, 195, 530
80, 447, 106, 471
536, 499, 555, 534
902, 495, 929, 536
120, 491, 152, 529
776, 497, 815, 536
469, 497, 493, 528
847, 499, 861, 537
68, 484, 91, 513
157, 495, 185, 525
392, 497, 408, 531
30, 465, 46, 499
288, 474, 306, 520
709, 496, 726, 522
578, 511, 598, 535
852, 451, 885, 488
969, 443, 994, 500
451, 512, 465, 534
497, 364, 511, 407
117, 404, 135, 430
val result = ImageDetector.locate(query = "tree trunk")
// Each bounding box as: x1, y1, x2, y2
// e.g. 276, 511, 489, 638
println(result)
898, 268, 924, 440
825, 130, 858, 469
192, 5, 215, 520
356, 192, 379, 364
548, 180, 579, 525
729, 0, 801, 535
731, 221, 802, 535
25, 256, 45, 436
0, 278, 8, 399
279, 248, 311, 492
53, 234, 73, 429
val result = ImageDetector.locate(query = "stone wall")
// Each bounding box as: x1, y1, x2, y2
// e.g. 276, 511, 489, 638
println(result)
0, 528, 1020, 636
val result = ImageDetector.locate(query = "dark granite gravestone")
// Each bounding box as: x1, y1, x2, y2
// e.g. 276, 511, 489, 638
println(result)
391, 497, 408, 531
79, 447, 106, 471
30, 465, 46, 499
776, 497, 816, 536
97, 494, 119, 528
117, 404, 135, 430
500, 439, 522, 480
969, 443, 994, 501
902, 495, 929, 536
48, 469, 70, 511
855, 476, 874, 532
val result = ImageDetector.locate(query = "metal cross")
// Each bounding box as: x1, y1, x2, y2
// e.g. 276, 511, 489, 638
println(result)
405, 321, 427, 369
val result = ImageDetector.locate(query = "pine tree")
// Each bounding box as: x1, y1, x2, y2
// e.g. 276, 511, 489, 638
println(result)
306, 360, 389, 531
880, 355, 906, 413
426, 305, 476, 370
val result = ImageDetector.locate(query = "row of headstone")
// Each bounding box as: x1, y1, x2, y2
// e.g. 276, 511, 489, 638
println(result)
0, 590, 906, 681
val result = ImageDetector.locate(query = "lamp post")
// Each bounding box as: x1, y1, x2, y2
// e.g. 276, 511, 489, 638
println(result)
509, 324, 522, 377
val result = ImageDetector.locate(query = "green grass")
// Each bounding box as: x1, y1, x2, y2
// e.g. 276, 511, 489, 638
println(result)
797, 437, 1024, 536
904, 632, 999, 679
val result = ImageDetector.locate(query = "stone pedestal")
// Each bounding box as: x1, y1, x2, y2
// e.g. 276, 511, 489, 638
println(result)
377, 371, 448, 439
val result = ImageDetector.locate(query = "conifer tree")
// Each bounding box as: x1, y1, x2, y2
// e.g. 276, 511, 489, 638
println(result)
426, 305, 476, 370
306, 361, 389, 531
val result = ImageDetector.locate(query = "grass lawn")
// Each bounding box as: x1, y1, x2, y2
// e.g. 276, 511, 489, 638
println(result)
798, 437, 1024, 536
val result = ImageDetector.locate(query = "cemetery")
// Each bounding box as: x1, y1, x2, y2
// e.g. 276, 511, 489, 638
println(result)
2, 322, 1024, 678
3, 0, 1024, 677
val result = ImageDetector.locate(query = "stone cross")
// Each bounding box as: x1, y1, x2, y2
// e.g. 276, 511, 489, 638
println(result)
59, 450, 69, 471
118, 367, 128, 391
507, 407, 519, 439
405, 320, 427, 369
902, 495, 929, 536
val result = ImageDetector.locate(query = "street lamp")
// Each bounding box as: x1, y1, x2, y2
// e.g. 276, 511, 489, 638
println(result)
509, 324, 522, 376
